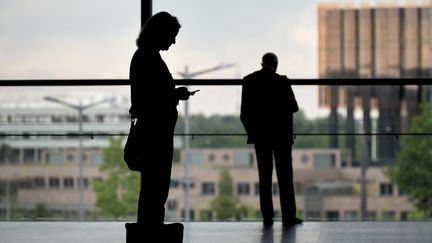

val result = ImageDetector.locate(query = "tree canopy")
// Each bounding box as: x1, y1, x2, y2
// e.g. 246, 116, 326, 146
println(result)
93, 138, 140, 219
210, 168, 240, 220
389, 103, 432, 218
175, 111, 331, 148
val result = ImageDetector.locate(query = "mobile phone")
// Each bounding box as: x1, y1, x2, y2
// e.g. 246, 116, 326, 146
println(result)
189, 89, 200, 95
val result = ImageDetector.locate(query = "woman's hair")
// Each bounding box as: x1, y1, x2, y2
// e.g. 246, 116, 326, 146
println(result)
136, 11, 181, 48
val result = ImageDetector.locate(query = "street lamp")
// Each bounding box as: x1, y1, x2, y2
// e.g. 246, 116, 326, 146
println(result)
177, 63, 235, 222
1, 144, 12, 221
44, 96, 114, 221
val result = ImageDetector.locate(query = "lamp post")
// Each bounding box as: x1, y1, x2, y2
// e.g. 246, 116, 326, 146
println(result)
44, 96, 114, 221
177, 63, 235, 222
1, 144, 11, 221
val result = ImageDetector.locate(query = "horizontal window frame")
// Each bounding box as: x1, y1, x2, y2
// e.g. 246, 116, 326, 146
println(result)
1, 78, 432, 137
1, 78, 432, 86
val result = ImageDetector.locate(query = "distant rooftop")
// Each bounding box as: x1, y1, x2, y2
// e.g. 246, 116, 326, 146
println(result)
318, 0, 431, 9
0, 90, 130, 110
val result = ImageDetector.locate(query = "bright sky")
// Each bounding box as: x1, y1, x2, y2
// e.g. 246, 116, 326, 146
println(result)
0, 0, 421, 118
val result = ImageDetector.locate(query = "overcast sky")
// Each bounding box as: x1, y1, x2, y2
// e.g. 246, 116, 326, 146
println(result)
0, 0, 416, 118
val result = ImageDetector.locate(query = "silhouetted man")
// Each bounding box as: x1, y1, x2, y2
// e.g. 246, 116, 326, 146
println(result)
240, 52, 302, 227
126, 12, 194, 243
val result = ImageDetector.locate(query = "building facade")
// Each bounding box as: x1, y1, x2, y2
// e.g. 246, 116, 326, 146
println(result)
0, 86, 414, 221
167, 148, 414, 221
318, 2, 428, 164
0, 92, 417, 221
1, 143, 416, 221
0, 93, 131, 220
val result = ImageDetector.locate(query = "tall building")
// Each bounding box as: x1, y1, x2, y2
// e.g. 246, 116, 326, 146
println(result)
318, 2, 427, 164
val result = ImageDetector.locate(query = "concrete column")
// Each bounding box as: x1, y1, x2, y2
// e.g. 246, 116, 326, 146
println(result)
141, 0, 152, 27
330, 86, 339, 148
378, 86, 401, 164
19, 148, 24, 165
346, 86, 355, 158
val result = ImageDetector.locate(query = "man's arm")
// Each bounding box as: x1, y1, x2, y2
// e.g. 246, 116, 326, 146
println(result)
288, 86, 299, 113
240, 79, 257, 138
281, 75, 299, 113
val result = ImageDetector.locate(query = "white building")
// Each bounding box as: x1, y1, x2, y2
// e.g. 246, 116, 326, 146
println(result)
0, 92, 416, 221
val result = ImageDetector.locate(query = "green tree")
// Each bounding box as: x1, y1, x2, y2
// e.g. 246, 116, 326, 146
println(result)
388, 103, 432, 218
10, 195, 22, 221
175, 112, 333, 149
176, 114, 247, 148
93, 138, 140, 219
0, 143, 17, 164
32, 203, 49, 220
210, 168, 241, 220
236, 204, 257, 221
293, 110, 330, 148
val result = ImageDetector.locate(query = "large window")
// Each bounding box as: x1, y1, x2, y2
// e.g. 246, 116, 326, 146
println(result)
1, 1, 431, 223
0, 0, 139, 80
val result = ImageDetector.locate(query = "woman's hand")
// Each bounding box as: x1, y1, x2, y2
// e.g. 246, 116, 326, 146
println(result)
175, 87, 191, 100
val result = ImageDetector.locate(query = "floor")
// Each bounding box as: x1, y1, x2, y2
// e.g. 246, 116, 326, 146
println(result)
1, 221, 432, 243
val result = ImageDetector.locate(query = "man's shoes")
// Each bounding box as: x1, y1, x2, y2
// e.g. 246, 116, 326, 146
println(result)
282, 217, 303, 227
263, 218, 274, 227
125, 222, 183, 243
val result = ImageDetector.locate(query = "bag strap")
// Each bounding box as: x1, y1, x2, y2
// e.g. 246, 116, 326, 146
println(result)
131, 118, 137, 126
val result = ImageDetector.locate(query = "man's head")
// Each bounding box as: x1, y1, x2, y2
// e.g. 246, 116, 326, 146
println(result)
261, 52, 278, 71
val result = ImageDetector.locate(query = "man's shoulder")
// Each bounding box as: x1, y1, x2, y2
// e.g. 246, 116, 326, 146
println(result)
276, 73, 289, 80
243, 69, 291, 83
243, 70, 262, 80
244, 69, 279, 81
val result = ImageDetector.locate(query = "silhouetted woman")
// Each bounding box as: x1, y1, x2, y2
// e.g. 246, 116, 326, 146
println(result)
127, 11, 191, 240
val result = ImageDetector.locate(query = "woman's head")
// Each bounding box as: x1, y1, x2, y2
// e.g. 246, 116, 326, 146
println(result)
136, 11, 181, 51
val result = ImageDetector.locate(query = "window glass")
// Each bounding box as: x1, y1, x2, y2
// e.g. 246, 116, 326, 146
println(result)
0, 0, 139, 79
34, 177, 45, 189
1, 0, 431, 224
190, 151, 205, 165
63, 177, 74, 189
49, 177, 60, 189
314, 154, 335, 168
48, 152, 65, 165
344, 211, 358, 221
380, 183, 393, 196
201, 182, 215, 195
237, 182, 250, 196
90, 153, 103, 166
233, 152, 253, 168
167, 200, 178, 211
326, 211, 339, 221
